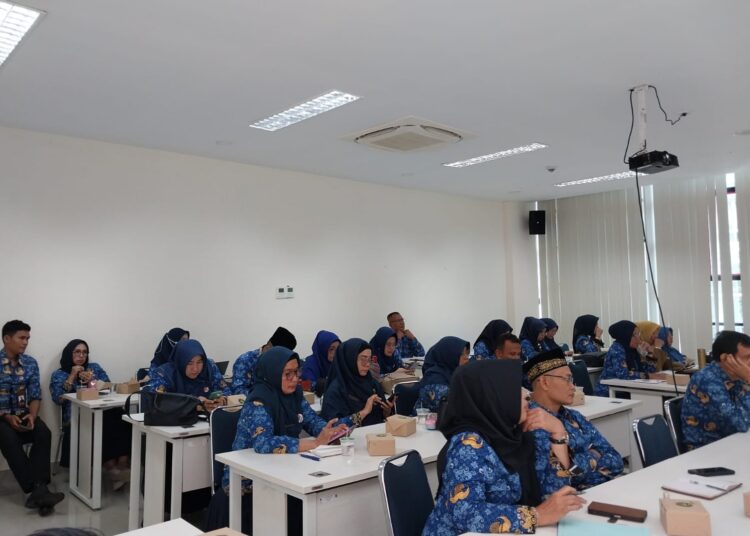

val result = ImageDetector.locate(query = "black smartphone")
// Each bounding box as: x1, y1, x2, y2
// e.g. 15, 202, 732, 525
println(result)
687, 467, 735, 477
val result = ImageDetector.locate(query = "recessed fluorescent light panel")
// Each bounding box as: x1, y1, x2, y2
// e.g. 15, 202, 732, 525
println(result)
249, 90, 360, 131
555, 170, 638, 187
443, 143, 547, 168
0, 2, 43, 68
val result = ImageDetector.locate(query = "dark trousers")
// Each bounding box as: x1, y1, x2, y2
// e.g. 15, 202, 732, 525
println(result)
0, 417, 52, 493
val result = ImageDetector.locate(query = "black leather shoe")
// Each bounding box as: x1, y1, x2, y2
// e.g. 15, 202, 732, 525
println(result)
25, 494, 38, 509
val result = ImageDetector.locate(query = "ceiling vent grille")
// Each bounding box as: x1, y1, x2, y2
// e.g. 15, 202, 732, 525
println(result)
348, 117, 471, 152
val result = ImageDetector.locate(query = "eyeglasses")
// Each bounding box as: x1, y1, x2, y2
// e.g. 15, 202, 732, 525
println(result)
73, 350, 89, 356
282, 369, 300, 380
545, 374, 575, 384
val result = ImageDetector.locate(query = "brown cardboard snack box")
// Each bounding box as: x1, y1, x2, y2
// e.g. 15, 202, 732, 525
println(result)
303, 391, 316, 405
115, 379, 141, 394
651, 372, 691, 386
386, 415, 417, 437
96, 380, 112, 391
366, 433, 396, 456
569, 387, 585, 406
380, 370, 417, 394
203, 528, 247, 536
76, 388, 99, 401
744, 492, 750, 517
224, 394, 246, 411
660, 495, 711, 536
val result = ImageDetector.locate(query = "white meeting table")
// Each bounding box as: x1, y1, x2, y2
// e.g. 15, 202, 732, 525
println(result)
123, 413, 212, 530
465, 431, 750, 536
600, 378, 686, 417
217, 422, 446, 536
64, 391, 134, 510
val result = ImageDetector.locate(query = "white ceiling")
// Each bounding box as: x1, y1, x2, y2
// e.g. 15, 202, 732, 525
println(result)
1, 0, 748, 201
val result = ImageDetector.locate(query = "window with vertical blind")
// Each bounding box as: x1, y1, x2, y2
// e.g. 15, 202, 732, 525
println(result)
538, 171, 747, 357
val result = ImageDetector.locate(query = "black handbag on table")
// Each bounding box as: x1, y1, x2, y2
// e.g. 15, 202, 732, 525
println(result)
125, 389, 200, 426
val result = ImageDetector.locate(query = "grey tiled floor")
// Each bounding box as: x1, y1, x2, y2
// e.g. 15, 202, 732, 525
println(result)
0, 468, 130, 536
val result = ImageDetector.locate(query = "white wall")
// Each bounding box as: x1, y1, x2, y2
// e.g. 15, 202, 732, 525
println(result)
0, 126, 538, 460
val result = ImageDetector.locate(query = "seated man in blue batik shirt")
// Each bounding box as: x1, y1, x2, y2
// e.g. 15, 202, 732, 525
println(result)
0, 320, 65, 516
230, 326, 296, 396
524, 349, 623, 490
682, 330, 750, 450
387, 311, 425, 358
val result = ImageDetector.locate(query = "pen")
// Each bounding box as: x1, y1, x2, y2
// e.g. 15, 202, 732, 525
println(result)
300, 453, 320, 462
689, 480, 725, 491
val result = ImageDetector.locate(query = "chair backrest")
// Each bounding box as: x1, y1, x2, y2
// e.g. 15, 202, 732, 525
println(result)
633, 414, 678, 467
568, 360, 594, 395
664, 395, 686, 454
209, 406, 243, 493
378, 450, 434, 536
214, 360, 230, 375
393, 381, 420, 416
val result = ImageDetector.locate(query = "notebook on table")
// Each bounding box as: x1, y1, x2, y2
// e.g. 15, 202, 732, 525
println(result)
662, 476, 742, 499
558, 517, 650, 536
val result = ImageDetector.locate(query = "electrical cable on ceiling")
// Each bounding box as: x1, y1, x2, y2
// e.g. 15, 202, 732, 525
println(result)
623, 85, 688, 164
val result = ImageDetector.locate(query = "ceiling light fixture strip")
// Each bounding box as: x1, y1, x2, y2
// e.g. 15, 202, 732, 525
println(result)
0, 2, 42, 66
443, 143, 547, 168
554, 171, 637, 187
250, 90, 360, 131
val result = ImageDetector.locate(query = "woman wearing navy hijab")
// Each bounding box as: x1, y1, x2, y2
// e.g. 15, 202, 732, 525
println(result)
209, 347, 348, 533
519, 317, 547, 362
657, 326, 688, 365
300, 330, 341, 393
369, 326, 406, 375
595, 321, 652, 396
416, 336, 471, 413
572, 315, 603, 354
148, 327, 189, 378
147, 339, 230, 410
540, 318, 561, 351
322, 338, 394, 426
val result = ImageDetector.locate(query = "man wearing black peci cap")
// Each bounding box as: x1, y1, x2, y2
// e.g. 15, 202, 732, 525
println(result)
524, 348, 623, 490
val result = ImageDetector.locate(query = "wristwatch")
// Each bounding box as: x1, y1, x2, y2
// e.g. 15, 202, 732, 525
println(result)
550, 432, 569, 445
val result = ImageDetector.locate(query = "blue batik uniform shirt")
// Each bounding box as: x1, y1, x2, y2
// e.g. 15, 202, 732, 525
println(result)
231, 348, 262, 395
396, 336, 425, 358
0, 350, 42, 416
681, 361, 750, 450
49, 362, 110, 423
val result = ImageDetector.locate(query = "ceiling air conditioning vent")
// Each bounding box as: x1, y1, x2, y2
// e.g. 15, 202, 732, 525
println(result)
348, 117, 471, 152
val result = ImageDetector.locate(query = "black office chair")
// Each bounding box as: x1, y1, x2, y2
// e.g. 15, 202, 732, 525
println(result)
378, 450, 434, 536
633, 414, 678, 467
393, 381, 420, 416
664, 395, 687, 454
568, 359, 594, 395
209, 406, 243, 494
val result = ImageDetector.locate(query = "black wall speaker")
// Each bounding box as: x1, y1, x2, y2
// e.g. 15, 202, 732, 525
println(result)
529, 210, 546, 235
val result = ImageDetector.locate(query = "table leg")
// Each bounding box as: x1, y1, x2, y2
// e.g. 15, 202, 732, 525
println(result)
252, 480, 287, 535
91, 409, 103, 509
228, 469, 242, 531
301, 493, 317, 536
143, 434, 167, 527
170, 438, 183, 520
69, 403, 79, 495
128, 427, 142, 530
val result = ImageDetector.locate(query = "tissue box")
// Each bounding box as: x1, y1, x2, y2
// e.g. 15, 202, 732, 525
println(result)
660, 495, 711, 536
380, 370, 417, 394
366, 433, 396, 456
115, 381, 140, 394
569, 387, 585, 406
386, 415, 417, 437
76, 388, 99, 401
744, 492, 750, 517
303, 391, 316, 405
